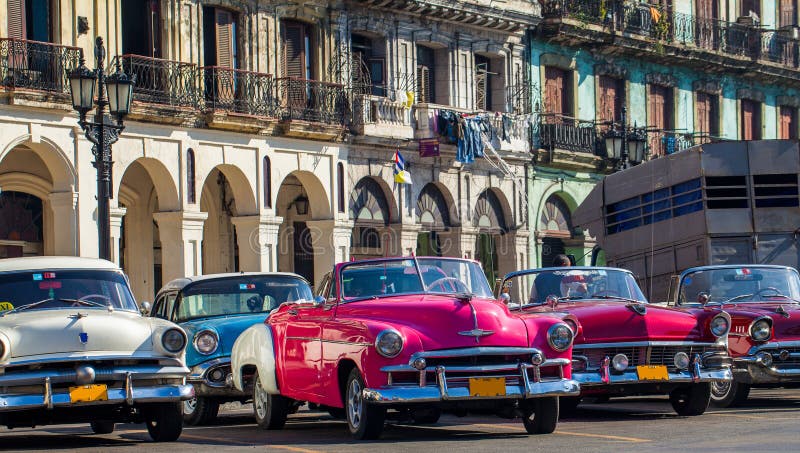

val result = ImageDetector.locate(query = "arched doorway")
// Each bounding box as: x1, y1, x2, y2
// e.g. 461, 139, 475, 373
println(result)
0, 191, 43, 257
415, 183, 450, 257
350, 177, 390, 260
539, 194, 573, 266
200, 169, 240, 274
473, 189, 507, 284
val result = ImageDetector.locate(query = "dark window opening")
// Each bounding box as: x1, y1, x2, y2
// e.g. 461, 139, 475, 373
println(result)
337, 163, 345, 213
187, 149, 196, 204
204, 6, 237, 68
263, 156, 272, 209
416, 45, 435, 104
122, 0, 161, 58
754, 173, 799, 208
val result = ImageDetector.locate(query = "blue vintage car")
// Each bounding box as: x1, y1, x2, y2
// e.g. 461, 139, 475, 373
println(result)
151, 272, 313, 425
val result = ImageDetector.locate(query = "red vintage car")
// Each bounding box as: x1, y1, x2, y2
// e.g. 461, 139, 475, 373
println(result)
231, 257, 579, 439
669, 264, 800, 407
500, 266, 732, 415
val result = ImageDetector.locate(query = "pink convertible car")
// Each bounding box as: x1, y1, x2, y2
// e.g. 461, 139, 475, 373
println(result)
231, 257, 579, 439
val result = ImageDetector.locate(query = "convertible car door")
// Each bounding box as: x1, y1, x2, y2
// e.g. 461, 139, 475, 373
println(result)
282, 303, 329, 398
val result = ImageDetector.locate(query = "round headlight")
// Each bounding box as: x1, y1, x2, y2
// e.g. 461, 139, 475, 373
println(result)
194, 330, 219, 355
710, 315, 730, 337
612, 353, 629, 372
750, 319, 772, 342
531, 352, 544, 365
674, 351, 690, 370
162, 328, 186, 353
375, 329, 403, 358
412, 357, 427, 370
547, 323, 573, 352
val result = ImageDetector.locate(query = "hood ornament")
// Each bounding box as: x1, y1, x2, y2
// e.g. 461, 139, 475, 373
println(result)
626, 303, 647, 316
457, 299, 494, 343
776, 305, 791, 319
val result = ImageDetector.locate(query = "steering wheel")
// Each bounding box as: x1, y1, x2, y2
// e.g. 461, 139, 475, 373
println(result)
591, 289, 620, 298
427, 277, 469, 294
756, 287, 783, 298
76, 294, 112, 307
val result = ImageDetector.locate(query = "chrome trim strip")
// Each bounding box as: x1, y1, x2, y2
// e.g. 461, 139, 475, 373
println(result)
380, 358, 569, 374
0, 364, 190, 386
189, 357, 231, 380
746, 341, 800, 355
409, 347, 540, 360
362, 379, 580, 403
1, 354, 185, 369
44, 377, 52, 409
573, 341, 719, 349
575, 367, 732, 386
125, 372, 133, 405
284, 336, 371, 347
0, 384, 194, 412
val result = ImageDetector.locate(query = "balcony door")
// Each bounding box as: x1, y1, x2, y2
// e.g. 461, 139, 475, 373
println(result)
544, 66, 573, 123
121, 0, 161, 58
695, 0, 719, 49
695, 91, 719, 141
8, 0, 52, 41
780, 0, 797, 27
648, 84, 674, 156
779, 106, 797, 139
203, 7, 238, 105
597, 75, 624, 130
416, 45, 436, 104
740, 99, 761, 140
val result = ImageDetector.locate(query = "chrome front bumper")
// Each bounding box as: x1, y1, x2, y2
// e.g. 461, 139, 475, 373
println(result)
733, 343, 800, 383
363, 359, 580, 404
188, 357, 245, 397
575, 353, 732, 387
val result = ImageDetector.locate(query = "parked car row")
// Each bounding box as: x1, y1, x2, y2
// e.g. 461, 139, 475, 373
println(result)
0, 256, 798, 442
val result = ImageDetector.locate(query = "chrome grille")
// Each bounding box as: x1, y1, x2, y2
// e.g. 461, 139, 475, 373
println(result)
649, 345, 715, 367
575, 343, 721, 370
760, 347, 800, 368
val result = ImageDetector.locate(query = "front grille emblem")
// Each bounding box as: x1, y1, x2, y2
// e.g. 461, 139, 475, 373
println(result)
79, 332, 89, 344
458, 328, 495, 339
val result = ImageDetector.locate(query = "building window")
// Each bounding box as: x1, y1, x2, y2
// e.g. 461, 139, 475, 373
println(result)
780, 0, 797, 27
741, 99, 762, 140
122, 0, 161, 58
8, 0, 54, 41
337, 163, 345, 213
474, 54, 505, 112
543, 66, 573, 124
263, 156, 272, 208
597, 75, 624, 128
351, 33, 386, 96
779, 106, 798, 139
187, 148, 196, 204
695, 92, 719, 142
203, 6, 237, 69
282, 20, 314, 79
648, 84, 674, 156
416, 45, 436, 104
741, 0, 761, 17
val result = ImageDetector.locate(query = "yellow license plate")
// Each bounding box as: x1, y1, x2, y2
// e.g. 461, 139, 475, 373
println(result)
468, 377, 506, 397
69, 384, 108, 403
636, 365, 669, 381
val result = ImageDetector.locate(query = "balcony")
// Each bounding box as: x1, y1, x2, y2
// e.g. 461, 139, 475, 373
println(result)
113, 54, 200, 125
275, 77, 347, 140
540, 0, 800, 84
414, 103, 530, 154
350, 93, 413, 139
534, 113, 607, 172
0, 38, 81, 107
202, 66, 279, 133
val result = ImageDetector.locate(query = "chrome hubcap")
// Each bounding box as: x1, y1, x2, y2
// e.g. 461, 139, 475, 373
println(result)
254, 377, 269, 419
347, 378, 363, 430
183, 397, 197, 415
711, 380, 731, 399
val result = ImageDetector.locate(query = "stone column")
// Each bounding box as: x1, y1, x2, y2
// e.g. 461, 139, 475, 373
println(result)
306, 219, 354, 289
47, 191, 79, 256
109, 207, 128, 267
387, 223, 421, 256
439, 226, 480, 259
153, 211, 208, 283
231, 215, 284, 272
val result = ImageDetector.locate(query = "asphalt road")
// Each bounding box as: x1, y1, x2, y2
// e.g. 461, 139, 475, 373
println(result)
4, 388, 800, 452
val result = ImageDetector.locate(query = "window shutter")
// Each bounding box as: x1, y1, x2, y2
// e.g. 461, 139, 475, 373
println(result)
282, 22, 306, 79
780, 0, 797, 27
7, 0, 26, 39
779, 106, 797, 139
417, 65, 430, 103
741, 99, 757, 140
215, 9, 234, 68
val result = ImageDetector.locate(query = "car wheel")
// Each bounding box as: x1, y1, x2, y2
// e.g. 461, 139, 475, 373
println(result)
412, 407, 441, 424
345, 368, 386, 440
669, 383, 711, 416
710, 379, 751, 408
144, 402, 183, 442
521, 397, 559, 434
253, 371, 289, 430
559, 396, 582, 417
90, 421, 115, 434
183, 396, 220, 426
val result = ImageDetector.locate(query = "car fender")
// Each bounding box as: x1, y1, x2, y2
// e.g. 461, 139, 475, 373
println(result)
231, 323, 279, 394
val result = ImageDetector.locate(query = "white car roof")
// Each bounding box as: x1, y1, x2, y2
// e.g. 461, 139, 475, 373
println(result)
0, 256, 119, 273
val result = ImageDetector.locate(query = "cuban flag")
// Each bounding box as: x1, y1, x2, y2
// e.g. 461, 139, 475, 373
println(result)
393, 150, 412, 184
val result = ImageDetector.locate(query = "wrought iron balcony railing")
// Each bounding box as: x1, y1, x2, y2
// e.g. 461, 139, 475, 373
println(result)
202, 66, 276, 117
275, 77, 347, 125
538, 113, 598, 154
112, 54, 199, 107
0, 38, 81, 94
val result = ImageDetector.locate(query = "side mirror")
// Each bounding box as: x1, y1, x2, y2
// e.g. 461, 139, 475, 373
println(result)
140, 301, 151, 316
313, 296, 325, 307
499, 293, 511, 304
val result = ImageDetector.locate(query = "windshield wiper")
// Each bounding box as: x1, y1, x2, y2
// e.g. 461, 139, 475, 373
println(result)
0, 298, 105, 316
589, 294, 643, 304
723, 293, 800, 303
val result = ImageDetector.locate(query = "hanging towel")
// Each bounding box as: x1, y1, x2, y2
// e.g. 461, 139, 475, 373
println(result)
405, 91, 415, 108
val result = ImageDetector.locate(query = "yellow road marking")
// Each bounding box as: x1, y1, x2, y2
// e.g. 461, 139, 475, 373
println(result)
178, 433, 322, 452
707, 413, 765, 420
271, 446, 324, 453
471, 423, 649, 442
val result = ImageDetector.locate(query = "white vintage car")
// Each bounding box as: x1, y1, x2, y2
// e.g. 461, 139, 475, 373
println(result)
0, 257, 193, 441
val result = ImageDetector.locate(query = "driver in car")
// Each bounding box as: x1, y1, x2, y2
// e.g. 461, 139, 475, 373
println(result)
529, 255, 587, 303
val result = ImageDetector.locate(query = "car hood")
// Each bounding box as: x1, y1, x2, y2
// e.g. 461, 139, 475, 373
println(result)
0, 309, 153, 358
721, 303, 800, 340
524, 301, 703, 343
180, 313, 269, 366
338, 294, 530, 349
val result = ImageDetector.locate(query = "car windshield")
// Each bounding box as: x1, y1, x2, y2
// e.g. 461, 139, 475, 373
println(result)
175, 275, 313, 322
500, 268, 648, 308
0, 269, 138, 313
339, 258, 493, 300
678, 267, 800, 304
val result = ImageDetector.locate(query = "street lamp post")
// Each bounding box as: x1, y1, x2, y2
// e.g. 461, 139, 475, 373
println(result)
67, 37, 135, 261
603, 106, 647, 171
